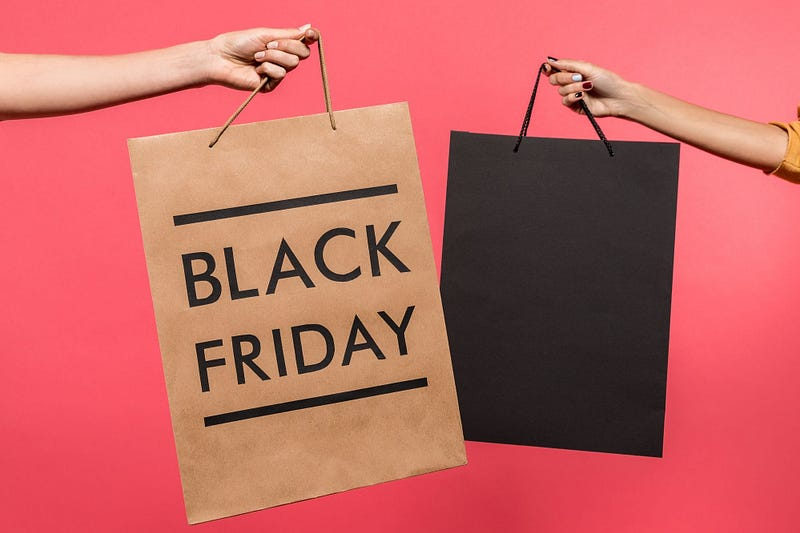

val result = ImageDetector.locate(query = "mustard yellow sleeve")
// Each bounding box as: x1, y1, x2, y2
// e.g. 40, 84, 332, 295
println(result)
767, 107, 800, 183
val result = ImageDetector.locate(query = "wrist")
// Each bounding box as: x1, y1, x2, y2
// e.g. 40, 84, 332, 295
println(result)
615, 81, 652, 121
160, 40, 216, 90
185, 40, 217, 88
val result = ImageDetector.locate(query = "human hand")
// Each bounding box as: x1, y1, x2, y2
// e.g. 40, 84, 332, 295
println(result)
543, 58, 636, 118
205, 25, 319, 92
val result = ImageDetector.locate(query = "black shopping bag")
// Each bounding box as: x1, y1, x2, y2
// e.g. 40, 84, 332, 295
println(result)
441, 115, 679, 456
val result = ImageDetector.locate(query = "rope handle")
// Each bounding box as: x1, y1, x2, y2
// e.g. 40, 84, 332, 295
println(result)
513, 60, 614, 156
209, 31, 335, 148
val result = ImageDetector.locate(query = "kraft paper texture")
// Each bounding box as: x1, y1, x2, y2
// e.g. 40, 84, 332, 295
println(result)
128, 103, 466, 523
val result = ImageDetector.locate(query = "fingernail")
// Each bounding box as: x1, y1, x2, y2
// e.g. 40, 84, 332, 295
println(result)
582, 81, 593, 89
547, 56, 558, 62
267, 41, 279, 49
575, 92, 583, 98
298, 23, 311, 31
254, 51, 265, 59
572, 74, 583, 82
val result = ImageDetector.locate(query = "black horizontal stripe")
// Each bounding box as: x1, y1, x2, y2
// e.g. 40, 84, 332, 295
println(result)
204, 377, 428, 427
173, 184, 398, 226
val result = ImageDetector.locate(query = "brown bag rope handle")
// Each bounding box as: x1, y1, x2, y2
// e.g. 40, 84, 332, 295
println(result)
208, 31, 336, 148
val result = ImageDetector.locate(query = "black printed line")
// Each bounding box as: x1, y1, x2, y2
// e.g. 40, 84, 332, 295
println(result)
204, 377, 428, 427
173, 184, 398, 226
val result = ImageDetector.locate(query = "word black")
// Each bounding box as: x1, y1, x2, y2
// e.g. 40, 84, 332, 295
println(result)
182, 221, 409, 307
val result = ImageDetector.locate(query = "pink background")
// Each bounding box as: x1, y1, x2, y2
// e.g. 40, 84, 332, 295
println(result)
2, 1, 799, 531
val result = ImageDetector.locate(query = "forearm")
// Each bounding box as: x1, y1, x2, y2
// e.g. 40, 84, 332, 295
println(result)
0, 41, 212, 120
618, 82, 787, 172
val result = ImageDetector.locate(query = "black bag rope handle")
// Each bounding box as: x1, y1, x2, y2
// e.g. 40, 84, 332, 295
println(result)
513, 60, 614, 156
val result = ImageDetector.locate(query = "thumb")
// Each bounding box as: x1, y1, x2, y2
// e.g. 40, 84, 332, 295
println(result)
257, 24, 314, 44
546, 57, 595, 77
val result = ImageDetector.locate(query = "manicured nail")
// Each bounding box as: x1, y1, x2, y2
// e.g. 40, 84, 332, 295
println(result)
574, 92, 583, 98
267, 41, 279, 49
582, 81, 593, 89
254, 51, 265, 59
572, 74, 583, 82
547, 56, 558, 62
298, 23, 311, 31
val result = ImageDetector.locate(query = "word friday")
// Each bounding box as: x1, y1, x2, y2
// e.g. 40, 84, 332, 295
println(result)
195, 306, 416, 392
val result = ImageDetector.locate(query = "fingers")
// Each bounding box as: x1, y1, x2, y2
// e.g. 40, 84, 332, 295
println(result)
263, 77, 283, 93
258, 25, 315, 42
259, 24, 318, 49
562, 91, 585, 108
255, 61, 287, 82
255, 49, 302, 70
543, 58, 595, 110
550, 73, 593, 101
543, 58, 598, 89
257, 40, 310, 62
248, 24, 316, 68
541, 57, 624, 118
252, 24, 317, 73
548, 70, 581, 85
300, 26, 319, 44
545, 57, 595, 77
557, 80, 593, 96
250, 24, 319, 91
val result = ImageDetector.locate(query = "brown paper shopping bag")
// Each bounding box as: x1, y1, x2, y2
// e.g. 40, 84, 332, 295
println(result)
128, 102, 466, 523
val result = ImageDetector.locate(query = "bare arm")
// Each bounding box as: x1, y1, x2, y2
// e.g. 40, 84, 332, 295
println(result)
0, 25, 318, 120
544, 58, 788, 173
